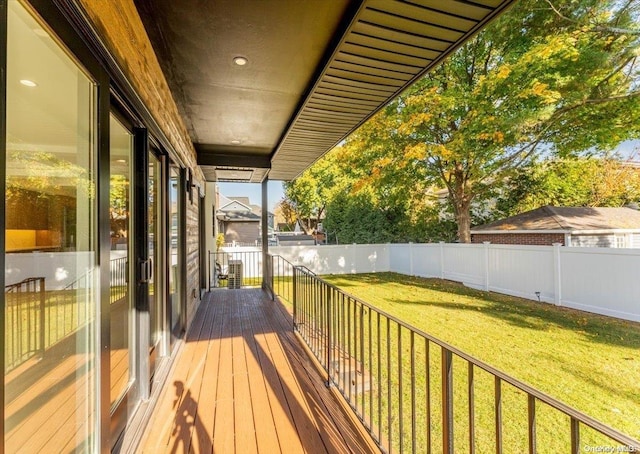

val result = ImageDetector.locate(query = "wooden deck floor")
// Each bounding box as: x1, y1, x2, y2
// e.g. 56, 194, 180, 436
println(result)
140, 289, 377, 454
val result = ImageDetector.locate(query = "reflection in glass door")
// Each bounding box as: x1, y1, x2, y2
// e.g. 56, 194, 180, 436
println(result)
109, 115, 134, 413
168, 166, 183, 345
148, 151, 164, 371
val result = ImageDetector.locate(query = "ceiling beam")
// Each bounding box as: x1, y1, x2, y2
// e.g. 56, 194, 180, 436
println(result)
197, 150, 271, 169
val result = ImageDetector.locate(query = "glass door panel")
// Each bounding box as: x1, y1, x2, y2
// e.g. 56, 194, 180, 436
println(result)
109, 114, 134, 410
168, 166, 183, 345
4, 2, 99, 452
148, 151, 164, 370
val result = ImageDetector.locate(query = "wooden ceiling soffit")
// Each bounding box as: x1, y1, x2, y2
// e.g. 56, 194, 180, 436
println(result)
270, 0, 514, 181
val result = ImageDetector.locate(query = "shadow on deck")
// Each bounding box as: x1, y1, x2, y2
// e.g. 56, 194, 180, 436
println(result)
140, 288, 376, 453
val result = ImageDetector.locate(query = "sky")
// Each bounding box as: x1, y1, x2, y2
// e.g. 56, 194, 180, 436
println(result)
217, 180, 285, 212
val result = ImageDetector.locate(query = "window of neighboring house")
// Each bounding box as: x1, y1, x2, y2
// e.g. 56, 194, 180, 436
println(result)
614, 234, 627, 248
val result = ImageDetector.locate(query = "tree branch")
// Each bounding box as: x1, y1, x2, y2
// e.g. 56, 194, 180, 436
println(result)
544, 0, 640, 35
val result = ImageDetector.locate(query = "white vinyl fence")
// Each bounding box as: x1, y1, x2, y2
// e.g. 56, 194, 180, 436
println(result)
270, 243, 640, 323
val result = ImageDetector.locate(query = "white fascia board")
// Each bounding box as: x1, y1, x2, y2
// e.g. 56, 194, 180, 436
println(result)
569, 229, 640, 235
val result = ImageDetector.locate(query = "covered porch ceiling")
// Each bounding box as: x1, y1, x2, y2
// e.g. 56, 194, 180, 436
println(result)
134, 0, 516, 183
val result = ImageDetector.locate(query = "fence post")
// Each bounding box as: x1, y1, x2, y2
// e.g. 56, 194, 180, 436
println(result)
442, 347, 454, 454
292, 267, 298, 330
270, 256, 275, 301
553, 243, 562, 305
409, 242, 414, 276
39, 277, 46, 357
439, 241, 445, 279
483, 242, 490, 292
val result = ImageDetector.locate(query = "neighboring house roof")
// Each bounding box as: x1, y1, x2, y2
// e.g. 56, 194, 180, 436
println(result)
220, 199, 252, 212
217, 196, 274, 222
276, 234, 316, 245
229, 196, 251, 206
217, 211, 260, 222
472, 206, 640, 233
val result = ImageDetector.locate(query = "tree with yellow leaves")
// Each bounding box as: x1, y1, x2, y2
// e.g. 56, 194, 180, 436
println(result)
346, 0, 640, 242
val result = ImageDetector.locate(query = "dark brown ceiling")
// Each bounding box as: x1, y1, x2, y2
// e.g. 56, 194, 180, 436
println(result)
135, 0, 516, 182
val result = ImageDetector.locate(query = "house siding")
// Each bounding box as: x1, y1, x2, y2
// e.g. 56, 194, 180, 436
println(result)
570, 234, 615, 248
223, 222, 261, 244
186, 195, 201, 326
471, 233, 565, 246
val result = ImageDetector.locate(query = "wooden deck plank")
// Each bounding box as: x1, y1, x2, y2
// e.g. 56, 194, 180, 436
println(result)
189, 298, 222, 454
232, 294, 259, 453
212, 294, 236, 454
143, 298, 211, 451
140, 289, 377, 454
270, 301, 375, 454
242, 298, 283, 454
248, 302, 306, 454
167, 293, 217, 453
252, 303, 329, 453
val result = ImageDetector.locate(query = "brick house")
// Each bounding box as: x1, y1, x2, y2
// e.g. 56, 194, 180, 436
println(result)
471, 206, 640, 248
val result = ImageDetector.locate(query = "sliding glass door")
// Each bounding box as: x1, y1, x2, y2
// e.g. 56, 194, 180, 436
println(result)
4, 1, 99, 451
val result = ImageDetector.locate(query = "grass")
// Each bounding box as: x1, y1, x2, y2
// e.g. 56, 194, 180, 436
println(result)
319, 273, 640, 449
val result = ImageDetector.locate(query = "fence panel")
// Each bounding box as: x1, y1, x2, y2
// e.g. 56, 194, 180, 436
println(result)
269, 244, 390, 275
442, 244, 485, 288
389, 244, 412, 275
410, 244, 441, 277
560, 248, 640, 322
488, 245, 555, 302
352, 244, 389, 273
269, 243, 640, 322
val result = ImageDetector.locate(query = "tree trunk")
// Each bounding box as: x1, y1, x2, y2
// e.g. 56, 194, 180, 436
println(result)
454, 206, 472, 243
449, 169, 473, 243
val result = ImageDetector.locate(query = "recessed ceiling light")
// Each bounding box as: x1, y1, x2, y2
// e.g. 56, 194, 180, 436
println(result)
20, 79, 37, 87
116, 159, 126, 163
231, 139, 241, 144
233, 56, 248, 66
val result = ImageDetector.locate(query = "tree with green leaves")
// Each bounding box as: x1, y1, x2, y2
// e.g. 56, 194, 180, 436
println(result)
346, 0, 640, 242
495, 158, 640, 216
282, 151, 341, 234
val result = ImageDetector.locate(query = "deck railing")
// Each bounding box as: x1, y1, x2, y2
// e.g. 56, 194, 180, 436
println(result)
267, 254, 640, 454
5, 257, 127, 373
5, 277, 46, 372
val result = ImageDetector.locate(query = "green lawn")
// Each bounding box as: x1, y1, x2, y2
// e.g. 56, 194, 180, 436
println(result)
317, 272, 640, 450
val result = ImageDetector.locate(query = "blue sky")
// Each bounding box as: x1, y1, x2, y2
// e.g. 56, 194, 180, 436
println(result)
217, 180, 285, 211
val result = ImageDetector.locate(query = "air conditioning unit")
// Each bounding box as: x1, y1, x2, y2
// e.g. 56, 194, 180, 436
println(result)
227, 260, 243, 289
